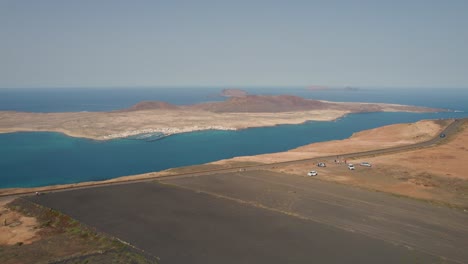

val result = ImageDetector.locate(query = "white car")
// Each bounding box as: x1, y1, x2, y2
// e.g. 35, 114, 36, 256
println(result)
307, 170, 318, 176
348, 164, 355, 170
360, 162, 372, 167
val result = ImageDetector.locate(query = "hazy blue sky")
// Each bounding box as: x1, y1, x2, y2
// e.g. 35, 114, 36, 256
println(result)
1, 0, 467, 88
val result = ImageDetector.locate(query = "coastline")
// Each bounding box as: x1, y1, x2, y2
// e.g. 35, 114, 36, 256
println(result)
2, 118, 466, 205
0, 109, 350, 140
0, 92, 447, 141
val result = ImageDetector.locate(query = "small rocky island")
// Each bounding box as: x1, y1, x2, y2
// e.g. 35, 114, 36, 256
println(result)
220, 88, 249, 97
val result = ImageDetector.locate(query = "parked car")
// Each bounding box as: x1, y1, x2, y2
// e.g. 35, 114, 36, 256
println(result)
307, 170, 318, 176
440, 133, 446, 138
360, 162, 372, 167
348, 164, 355, 170
317, 162, 326, 167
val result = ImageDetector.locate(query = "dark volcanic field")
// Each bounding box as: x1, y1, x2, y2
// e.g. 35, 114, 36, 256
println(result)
28, 171, 468, 264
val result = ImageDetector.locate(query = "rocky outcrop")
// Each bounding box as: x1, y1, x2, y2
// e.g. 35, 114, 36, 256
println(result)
220, 89, 248, 97
189, 95, 329, 112
122, 94, 444, 113
122, 101, 180, 111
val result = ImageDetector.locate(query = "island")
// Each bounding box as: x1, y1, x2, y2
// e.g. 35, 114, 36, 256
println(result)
220, 88, 249, 97
0, 93, 444, 140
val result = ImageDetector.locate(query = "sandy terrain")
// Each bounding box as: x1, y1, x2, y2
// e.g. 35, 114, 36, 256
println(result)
0, 198, 40, 246
233, 119, 468, 208
215, 119, 450, 164
0, 109, 349, 140
0, 198, 156, 264
361, 120, 468, 180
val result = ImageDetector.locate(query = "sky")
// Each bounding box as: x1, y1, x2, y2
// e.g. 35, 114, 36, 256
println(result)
0, 0, 467, 88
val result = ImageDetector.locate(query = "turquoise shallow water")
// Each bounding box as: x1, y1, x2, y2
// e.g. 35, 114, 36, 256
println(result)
0, 87, 467, 188
1, 110, 467, 188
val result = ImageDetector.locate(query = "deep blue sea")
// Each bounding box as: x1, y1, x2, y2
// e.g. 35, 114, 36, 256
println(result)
0, 87, 467, 188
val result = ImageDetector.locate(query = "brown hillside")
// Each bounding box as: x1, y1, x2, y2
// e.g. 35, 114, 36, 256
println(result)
122, 101, 180, 111
221, 89, 249, 97
189, 95, 330, 112
120, 94, 442, 113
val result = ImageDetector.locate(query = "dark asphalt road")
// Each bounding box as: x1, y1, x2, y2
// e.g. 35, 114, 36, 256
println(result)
28, 170, 468, 263
160, 171, 468, 263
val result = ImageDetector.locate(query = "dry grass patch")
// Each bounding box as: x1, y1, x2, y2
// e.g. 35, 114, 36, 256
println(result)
0, 198, 158, 264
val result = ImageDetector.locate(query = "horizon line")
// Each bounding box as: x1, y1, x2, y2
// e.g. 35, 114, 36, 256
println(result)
1, 85, 467, 90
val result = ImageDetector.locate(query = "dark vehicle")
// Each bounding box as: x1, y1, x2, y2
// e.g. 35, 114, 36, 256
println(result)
440, 133, 446, 138
317, 162, 326, 167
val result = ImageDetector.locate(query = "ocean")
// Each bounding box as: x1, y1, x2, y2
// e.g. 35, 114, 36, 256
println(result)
0, 87, 467, 188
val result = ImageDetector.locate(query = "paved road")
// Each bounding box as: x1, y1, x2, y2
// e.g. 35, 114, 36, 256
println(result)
1, 118, 465, 198
28, 175, 466, 264
244, 117, 465, 169
160, 171, 468, 263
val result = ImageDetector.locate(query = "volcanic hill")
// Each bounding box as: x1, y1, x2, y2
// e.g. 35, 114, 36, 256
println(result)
123, 94, 441, 113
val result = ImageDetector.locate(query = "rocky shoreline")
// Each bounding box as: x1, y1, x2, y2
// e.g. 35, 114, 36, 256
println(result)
100, 125, 238, 140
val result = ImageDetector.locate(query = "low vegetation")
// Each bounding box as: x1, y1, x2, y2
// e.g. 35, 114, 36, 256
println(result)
1, 198, 158, 264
